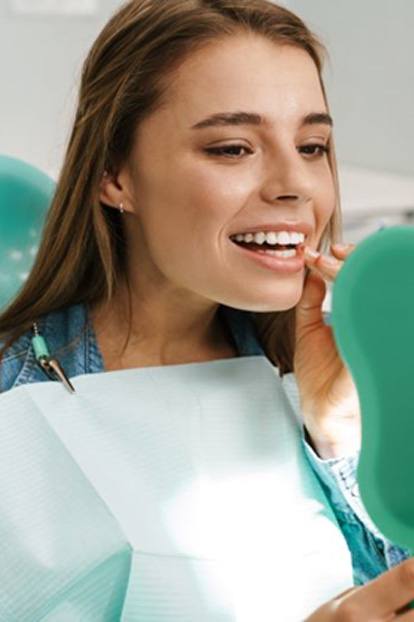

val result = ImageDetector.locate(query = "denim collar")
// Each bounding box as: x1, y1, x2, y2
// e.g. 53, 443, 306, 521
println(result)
8, 301, 265, 390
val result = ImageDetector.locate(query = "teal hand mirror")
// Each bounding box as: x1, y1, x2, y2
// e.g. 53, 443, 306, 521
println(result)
330, 225, 414, 561
0, 154, 55, 311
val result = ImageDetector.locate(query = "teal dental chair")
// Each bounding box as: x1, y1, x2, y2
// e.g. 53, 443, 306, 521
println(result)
0, 155, 55, 311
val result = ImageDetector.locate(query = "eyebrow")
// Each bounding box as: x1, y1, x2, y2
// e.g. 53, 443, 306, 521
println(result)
191, 111, 333, 130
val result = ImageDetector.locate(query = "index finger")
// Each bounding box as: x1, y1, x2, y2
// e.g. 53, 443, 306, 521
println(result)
303, 246, 340, 282
330, 242, 357, 259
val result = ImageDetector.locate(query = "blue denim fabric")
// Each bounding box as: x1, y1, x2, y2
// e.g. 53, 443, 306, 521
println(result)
0, 302, 411, 587
302, 442, 412, 583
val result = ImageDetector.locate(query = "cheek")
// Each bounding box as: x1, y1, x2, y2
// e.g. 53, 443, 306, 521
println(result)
314, 179, 337, 241
181, 149, 257, 204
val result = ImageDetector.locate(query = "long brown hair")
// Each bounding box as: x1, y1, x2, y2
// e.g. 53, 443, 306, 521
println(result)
0, 0, 343, 377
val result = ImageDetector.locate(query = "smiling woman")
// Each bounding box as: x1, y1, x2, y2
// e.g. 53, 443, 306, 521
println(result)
92, 35, 337, 365
0, 1, 412, 620
0, 0, 341, 376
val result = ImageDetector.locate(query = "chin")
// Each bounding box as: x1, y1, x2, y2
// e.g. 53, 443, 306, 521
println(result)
217, 283, 303, 313
233, 297, 299, 313
248, 290, 303, 313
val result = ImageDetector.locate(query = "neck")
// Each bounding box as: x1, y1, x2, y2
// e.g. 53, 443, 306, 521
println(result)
87, 290, 238, 369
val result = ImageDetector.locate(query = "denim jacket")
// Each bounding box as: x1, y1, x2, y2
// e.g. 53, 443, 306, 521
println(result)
0, 302, 411, 588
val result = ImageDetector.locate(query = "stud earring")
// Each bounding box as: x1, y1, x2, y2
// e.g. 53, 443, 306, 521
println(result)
119, 202, 124, 214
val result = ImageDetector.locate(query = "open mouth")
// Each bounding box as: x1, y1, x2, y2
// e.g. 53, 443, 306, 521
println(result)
229, 237, 305, 257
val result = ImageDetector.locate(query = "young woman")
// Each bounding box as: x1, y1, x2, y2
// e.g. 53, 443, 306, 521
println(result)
1, 0, 413, 619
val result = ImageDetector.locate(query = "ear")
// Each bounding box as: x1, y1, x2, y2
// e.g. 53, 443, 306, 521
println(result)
99, 170, 132, 213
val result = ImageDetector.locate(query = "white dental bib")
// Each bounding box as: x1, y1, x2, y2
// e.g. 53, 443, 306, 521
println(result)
0, 355, 353, 621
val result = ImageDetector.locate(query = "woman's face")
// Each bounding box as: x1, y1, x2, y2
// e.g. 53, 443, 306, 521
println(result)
114, 33, 336, 313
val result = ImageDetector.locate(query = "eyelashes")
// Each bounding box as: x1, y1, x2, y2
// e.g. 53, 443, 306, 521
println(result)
300, 144, 330, 157
204, 143, 330, 159
204, 145, 250, 158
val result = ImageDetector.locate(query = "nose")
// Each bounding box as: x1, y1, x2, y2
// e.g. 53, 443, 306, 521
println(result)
275, 194, 301, 201
260, 147, 314, 206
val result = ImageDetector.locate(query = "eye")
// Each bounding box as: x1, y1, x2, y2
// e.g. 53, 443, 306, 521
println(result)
203, 143, 330, 159
204, 144, 252, 158
299, 144, 330, 158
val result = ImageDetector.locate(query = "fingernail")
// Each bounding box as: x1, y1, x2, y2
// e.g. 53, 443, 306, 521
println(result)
323, 254, 339, 266
332, 242, 352, 251
304, 246, 321, 260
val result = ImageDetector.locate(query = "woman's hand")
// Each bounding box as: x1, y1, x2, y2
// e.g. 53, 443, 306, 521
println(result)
294, 242, 360, 459
305, 557, 414, 620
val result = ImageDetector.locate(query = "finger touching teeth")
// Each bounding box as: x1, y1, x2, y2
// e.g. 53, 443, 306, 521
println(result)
304, 245, 341, 281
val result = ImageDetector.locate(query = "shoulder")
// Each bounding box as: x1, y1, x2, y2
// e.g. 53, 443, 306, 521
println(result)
0, 302, 101, 393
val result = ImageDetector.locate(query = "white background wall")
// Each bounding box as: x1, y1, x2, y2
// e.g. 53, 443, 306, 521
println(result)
0, 0, 122, 178
288, 0, 414, 177
1, 0, 413, 244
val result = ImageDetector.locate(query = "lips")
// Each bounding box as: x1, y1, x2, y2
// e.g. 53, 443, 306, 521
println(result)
231, 239, 299, 251
229, 237, 305, 253
229, 221, 312, 238
229, 235, 306, 273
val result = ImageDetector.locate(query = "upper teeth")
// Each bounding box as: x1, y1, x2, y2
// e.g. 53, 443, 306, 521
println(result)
231, 231, 305, 245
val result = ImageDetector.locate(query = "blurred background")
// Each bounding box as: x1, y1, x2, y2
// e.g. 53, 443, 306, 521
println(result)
1, 0, 413, 311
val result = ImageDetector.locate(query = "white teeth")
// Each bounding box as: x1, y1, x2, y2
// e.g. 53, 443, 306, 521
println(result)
254, 232, 267, 244
254, 248, 298, 258
265, 232, 278, 244
290, 232, 303, 245
276, 231, 291, 245
273, 249, 297, 258
232, 230, 305, 245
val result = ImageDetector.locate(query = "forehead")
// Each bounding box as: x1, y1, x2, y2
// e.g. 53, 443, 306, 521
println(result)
164, 34, 326, 127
